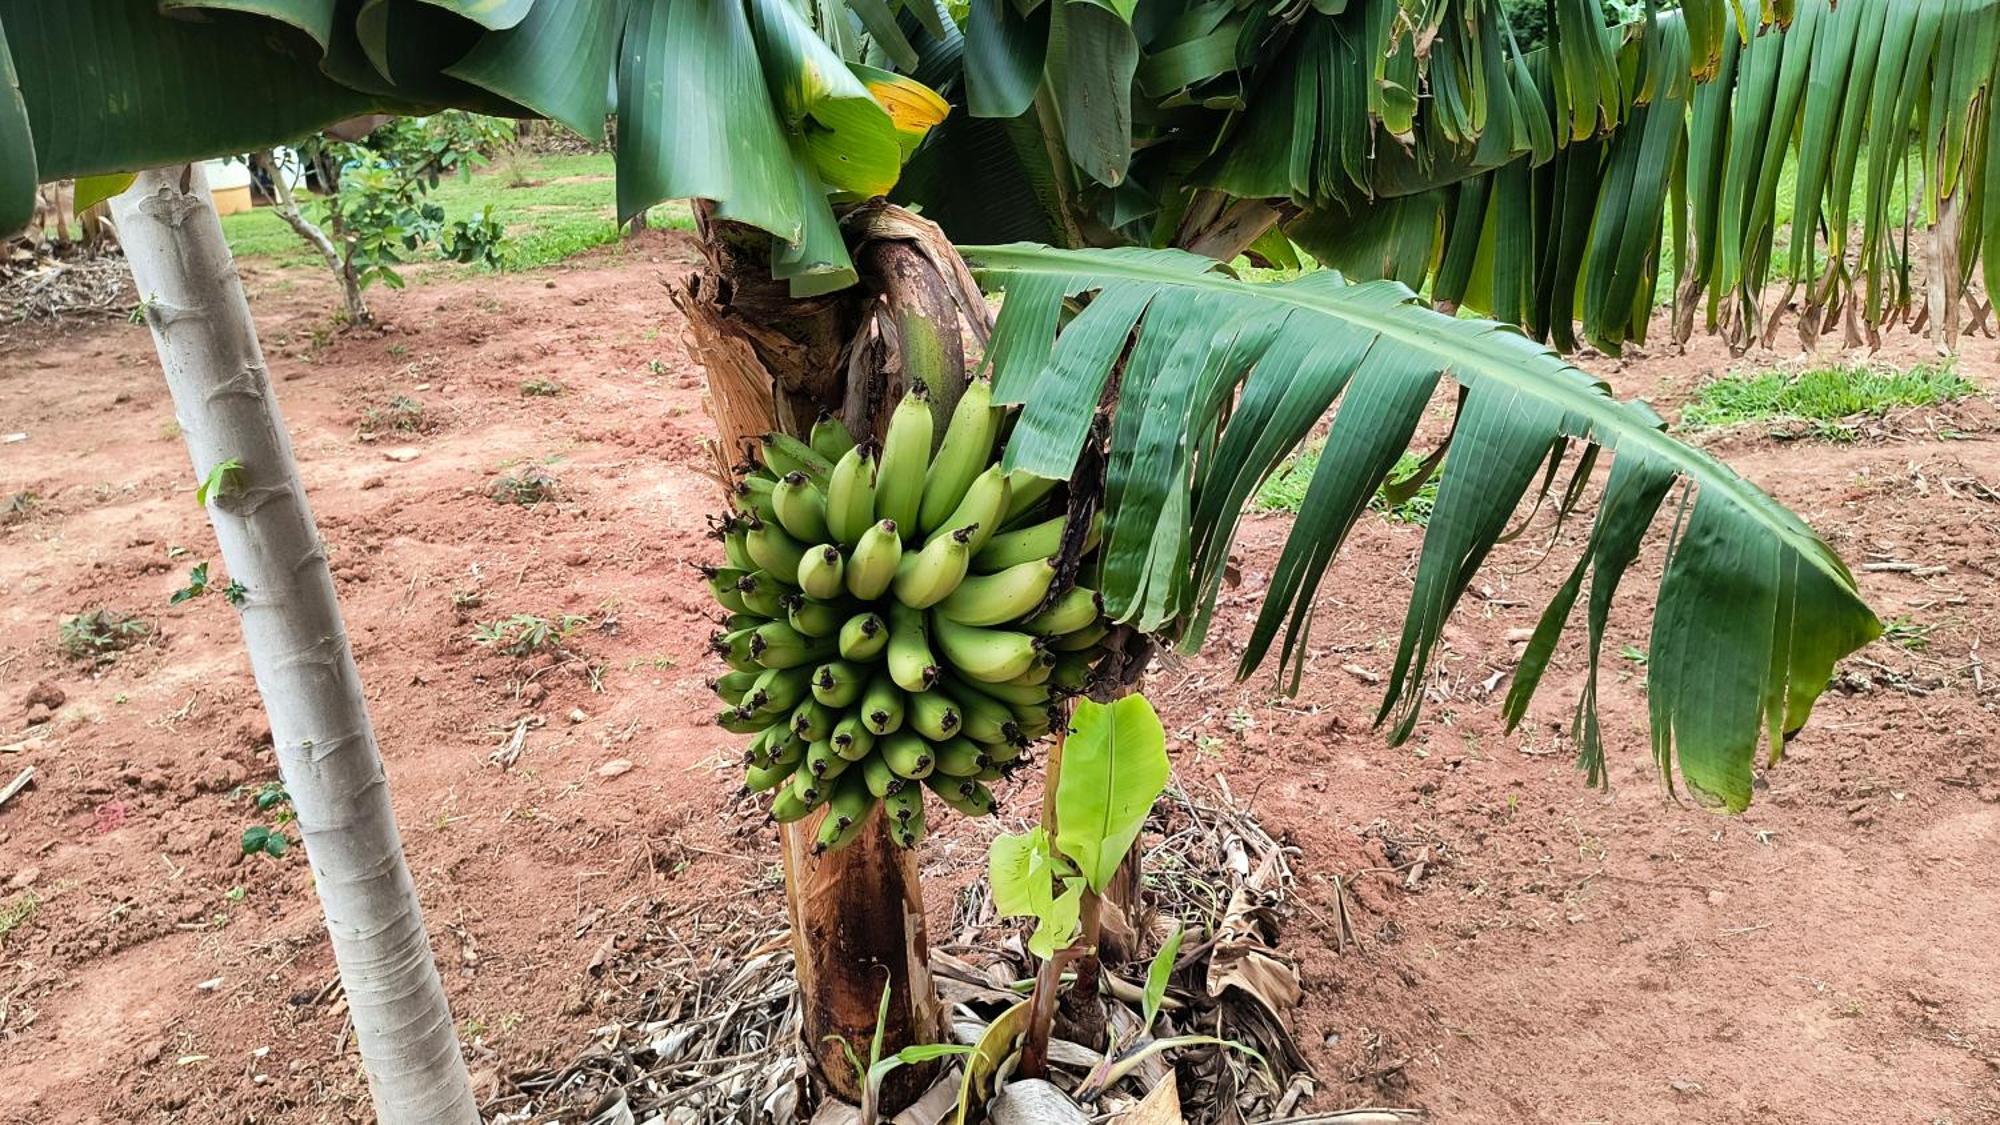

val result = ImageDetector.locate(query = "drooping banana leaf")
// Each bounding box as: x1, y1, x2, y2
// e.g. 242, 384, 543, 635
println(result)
0, 14, 34, 236
968, 242, 1879, 813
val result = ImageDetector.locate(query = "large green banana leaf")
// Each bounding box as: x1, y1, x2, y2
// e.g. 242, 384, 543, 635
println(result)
967, 242, 1880, 812
0, 0, 943, 295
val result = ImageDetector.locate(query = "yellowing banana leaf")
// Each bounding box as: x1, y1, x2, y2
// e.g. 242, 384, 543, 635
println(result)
853, 63, 951, 158
73, 172, 138, 214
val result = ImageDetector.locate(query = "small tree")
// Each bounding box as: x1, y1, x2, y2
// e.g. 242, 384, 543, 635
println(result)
260, 113, 512, 326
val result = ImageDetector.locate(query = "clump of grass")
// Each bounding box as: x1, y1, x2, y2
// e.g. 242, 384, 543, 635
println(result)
1254, 445, 1441, 526
59, 609, 152, 662
1680, 361, 1977, 439
490, 466, 559, 505
0, 891, 39, 944
520, 378, 565, 397
1881, 615, 1934, 652
471, 613, 590, 656
359, 395, 430, 435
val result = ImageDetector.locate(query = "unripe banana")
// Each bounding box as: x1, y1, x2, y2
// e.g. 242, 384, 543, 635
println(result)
1010, 704, 1053, 741
918, 379, 998, 534
718, 515, 756, 571
861, 750, 904, 798
712, 627, 759, 672
975, 510, 1103, 572
838, 611, 889, 661
925, 774, 996, 817
768, 731, 807, 767
886, 601, 941, 693
880, 731, 935, 779
999, 470, 1059, 526
736, 571, 788, 619
745, 517, 808, 581
804, 737, 851, 780
976, 762, 1005, 782
982, 738, 1024, 766
772, 471, 831, 543
769, 785, 815, 823
796, 544, 846, 601
935, 557, 1058, 627
747, 665, 812, 715
813, 773, 876, 854
873, 387, 933, 536
960, 676, 1052, 708
860, 673, 905, 735
931, 616, 1044, 682
715, 707, 768, 734
757, 432, 833, 484
929, 465, 1009, 555
1021, 586, 1100, 635
712, 668, 760, 705
885, 785, 926, 847
701, 564, 751, 613
784, 595, 849, 639
723, 612, 765, 633
731, 475, 779, 523
824, 443, 880, 547
1051, 622, 1109, 652
790, 698, 836, 743
746, 756, 798, 792
830, 714, 876, 761
809, 413, 857, 463
845, 520, 903, 599
932, 737, 988, 778
892, 524, 976, 610
946, 683, 1016, 745
1006, 656, 1054, 687
751, 620, 836, 669
906, 690, 963, 741
743, 724, 779, 767
1049, 652, 1098, 693
812, 660, 868, 708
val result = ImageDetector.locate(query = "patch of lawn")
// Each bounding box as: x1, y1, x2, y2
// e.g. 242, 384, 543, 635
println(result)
1679, 361, 1977, 439
219, 151, 693, 277
1253, 445, 1441, 526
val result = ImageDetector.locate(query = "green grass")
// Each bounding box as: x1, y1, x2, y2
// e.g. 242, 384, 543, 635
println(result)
219, 151, 692, 277
1253, 446, 1442, 526
1679, 361, 1977, 438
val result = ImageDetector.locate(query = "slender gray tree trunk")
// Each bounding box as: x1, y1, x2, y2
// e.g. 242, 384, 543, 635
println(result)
252, 150, 369, 325
112, 165, 475, 1124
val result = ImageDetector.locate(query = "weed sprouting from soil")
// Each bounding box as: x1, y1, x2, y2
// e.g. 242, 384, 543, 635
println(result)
360, 395, 430, 435
490, 466, 558, 505
1680, 362, 1977, 438
59, 609, 152, 662
472, 613, 590, 656
520, 378, 564, 397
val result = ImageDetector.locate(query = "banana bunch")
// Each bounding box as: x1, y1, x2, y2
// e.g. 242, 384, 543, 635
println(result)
704, 382, 1108, 855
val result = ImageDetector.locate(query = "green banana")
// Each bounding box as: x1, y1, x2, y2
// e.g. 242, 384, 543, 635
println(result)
830, 715, 876, 761
711, 669, 759, 707
975, 510, 1103, 572
838, 611, 889, 661
796, 544, 846, 600
925, 774, 996, 817
946, 683, 1017, 745
1021, 586, 1100, 635
880, 731, 935, 779
814, 773, 876, 854
1051, 622, 1109, 652
1050, 652, 1098, 693
747, 666, 812, 715
790, 698, 836, 743
960, 676, 1052, 708
809, 413, 857, 463
845, 520, 903, 599
812, 661, 868, 708
804, 737, 851, 781
982, 738, 1024, 766
784, 766, 830, 815
999, 470, 1059, 526
731, 475, 779, 523
746, 756, 798, 792
1007, 657, 1053, 687
715, 707, 767, 734
1010, 705, 1053, 741
723, 612, 765, 633
769, 785, 815, 823
769, 731, 807, 767
701, 565, 751, 613
743, 725, 778, 767
931, 616, 1044, 682
885, 786, 926, 847
860, 673, 905, 735
785, 595, 848, 639
712, 628, 759, 672
771, 471, 831, 543
736, 571, 787, 619
757, 432, 832, 484
918, 379, 998, 534
933, 737, 988, 777
745, 517, 808, 580
751, 621, 836, 669
861, 751, 904, 798
928, 464, 1009, 555
886, 601, 941, 693
717, 515, 755, 571
873, 387, 933, 536
934, 557, 1058, 627
976, 763, 1005, 782
892, 524, 975, 610
906, 690, 963, 741
824, 443, 879, 547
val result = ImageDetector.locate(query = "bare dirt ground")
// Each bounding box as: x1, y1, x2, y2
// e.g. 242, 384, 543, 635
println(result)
2, 234, 1996, 1124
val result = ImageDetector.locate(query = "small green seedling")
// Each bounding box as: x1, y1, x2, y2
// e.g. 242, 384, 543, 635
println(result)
171, 562, 248, 607
241, 782, 295, 859
195, 458, 244, 506
490, 466, 558, 505
59, 609, 152, 661
471, 613, 589, 656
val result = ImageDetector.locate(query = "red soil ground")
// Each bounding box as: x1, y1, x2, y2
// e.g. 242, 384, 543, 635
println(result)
1, 232, 1996, 1123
